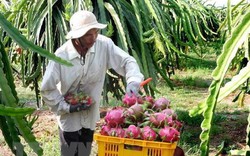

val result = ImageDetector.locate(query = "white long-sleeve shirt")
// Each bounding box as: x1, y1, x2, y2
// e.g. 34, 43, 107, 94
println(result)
41, 34, 144, 131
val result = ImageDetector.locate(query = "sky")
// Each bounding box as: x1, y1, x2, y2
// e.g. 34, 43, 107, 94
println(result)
204, 0, 250, 7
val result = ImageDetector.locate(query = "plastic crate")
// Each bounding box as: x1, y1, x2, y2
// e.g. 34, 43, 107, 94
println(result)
94, 133, 177, 156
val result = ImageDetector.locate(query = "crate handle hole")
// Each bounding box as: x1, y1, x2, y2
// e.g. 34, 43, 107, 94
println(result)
124, 144, 143, 151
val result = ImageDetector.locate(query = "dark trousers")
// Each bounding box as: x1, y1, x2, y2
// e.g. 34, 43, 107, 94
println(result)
59, 127, 94, 156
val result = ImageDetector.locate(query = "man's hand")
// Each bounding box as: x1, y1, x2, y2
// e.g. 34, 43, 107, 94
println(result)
126, 81, 140, 96
69, 104, 90, 113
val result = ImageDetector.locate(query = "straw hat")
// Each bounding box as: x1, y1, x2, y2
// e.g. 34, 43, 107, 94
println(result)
66, 10, 107, 39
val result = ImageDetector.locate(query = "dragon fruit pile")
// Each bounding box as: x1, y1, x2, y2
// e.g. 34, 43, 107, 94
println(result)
99, 94, 182, 143
64, 92, 93, 107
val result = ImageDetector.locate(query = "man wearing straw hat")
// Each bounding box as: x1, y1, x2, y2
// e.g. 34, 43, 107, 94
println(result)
41, 10, 144, 156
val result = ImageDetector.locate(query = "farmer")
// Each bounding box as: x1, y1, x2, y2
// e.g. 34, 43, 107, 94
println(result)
40, 10, 144, 156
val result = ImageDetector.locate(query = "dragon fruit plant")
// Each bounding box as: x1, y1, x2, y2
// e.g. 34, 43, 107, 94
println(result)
99, 95, 182, 143
64, 92, 93, 107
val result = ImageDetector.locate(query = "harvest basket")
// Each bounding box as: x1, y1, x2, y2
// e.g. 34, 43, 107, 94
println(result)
94, 133, 177, 156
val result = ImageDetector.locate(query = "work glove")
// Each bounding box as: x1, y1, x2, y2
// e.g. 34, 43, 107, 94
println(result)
126, 81, 140, 97
69, 104, 90, 113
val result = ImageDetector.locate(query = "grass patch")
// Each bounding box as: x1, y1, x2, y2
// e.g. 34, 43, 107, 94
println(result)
179, 52, 217, 70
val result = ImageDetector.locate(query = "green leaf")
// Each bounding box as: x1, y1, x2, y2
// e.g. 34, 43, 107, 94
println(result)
212, 11, 250, 80
0, 12, 72, 66
104, 2, 128, 52
46, 0, 54, 53
218, 61, 250, 102
130, 0, 150, 78
0, 105, 35, 116
0, 53, 43, 155
200, 80, 221, 156
0, 40, 19, 103
189, 101, 206, 117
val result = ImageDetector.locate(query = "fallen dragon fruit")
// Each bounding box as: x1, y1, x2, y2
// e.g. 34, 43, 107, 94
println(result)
158, 126, 180, 142
125, 125, 141, 139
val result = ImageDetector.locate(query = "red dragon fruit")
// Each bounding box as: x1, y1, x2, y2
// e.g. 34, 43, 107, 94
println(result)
167, 116, 175, 126
100, 95, 182, 144
64, 93, 78, 105
122, 93, 137, 107
125, 125, 141, 139
137, 96, 144, 104
108, 127, 125, 138
77, 92, 92, 105
100, 124, 111, 136
172, 120, 183, 131
158, 126, 180, 142
144, 96, 154, 108
149, 112, 168, 128
104, 107, 125, 127
141, 126, 157, 141
162, 108, 177, 120
153, 97, 170, 111
123, 104, 144, 122
64, 92, 93, 106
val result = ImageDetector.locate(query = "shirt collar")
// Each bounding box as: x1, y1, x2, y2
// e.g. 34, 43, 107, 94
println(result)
68, 41, 95, 60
